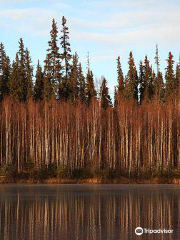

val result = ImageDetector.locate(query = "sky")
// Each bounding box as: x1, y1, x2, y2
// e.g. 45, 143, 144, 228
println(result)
1, 0, 180, 95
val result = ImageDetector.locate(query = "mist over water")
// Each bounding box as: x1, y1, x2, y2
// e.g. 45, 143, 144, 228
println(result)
0, 184, 179, 240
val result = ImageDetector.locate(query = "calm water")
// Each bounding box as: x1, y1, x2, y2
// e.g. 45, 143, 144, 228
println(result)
0, 184, 179, 240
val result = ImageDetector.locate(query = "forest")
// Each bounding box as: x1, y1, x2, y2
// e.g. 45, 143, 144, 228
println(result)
0, 16, 180, 181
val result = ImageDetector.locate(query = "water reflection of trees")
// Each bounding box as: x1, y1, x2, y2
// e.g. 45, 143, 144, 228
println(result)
0, 187, 179, 240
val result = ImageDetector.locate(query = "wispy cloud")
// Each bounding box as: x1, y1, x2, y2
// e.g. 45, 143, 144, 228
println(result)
0, 0, 36, 6
1, 0, 180, 46
0, 8, 62, 36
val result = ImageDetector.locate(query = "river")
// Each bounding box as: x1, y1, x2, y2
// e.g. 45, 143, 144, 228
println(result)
0, 184, 179, 240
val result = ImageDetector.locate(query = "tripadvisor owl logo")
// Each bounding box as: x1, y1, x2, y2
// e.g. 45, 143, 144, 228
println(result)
135, 227, 173, 235
135, 227, 143, 235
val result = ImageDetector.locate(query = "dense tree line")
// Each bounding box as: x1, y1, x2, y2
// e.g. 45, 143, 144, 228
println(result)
0, 16, 180, 177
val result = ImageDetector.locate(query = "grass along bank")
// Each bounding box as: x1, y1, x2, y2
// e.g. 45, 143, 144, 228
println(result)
1, 164, 180, 184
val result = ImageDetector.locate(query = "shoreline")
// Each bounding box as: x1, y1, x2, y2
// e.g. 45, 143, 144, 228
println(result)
1, 176, 180, 184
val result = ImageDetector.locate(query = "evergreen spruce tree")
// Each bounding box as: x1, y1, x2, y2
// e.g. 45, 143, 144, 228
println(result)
43, 54, 53, 100
60, 16, 72, 100
143, 56, 154, 101
126, 51, 138, 101
165, 52, 177, 102
175, 56, 180, 100
17, 38, 27, 101
176, 57, 180, 86
9, 54, 24, 101
115, 56, 125, 104
68, 52, 79, 103
100, 77, 112, 109
10, 39, 34, 102
10, 38, 33, 102
25, 48, 33, 101
86, 69, 96, 105
34, 60, 44, 101
78, 63, 86, 104
0, 43, 10, 100
154, 71, 164, 102
44, 19, 62, 97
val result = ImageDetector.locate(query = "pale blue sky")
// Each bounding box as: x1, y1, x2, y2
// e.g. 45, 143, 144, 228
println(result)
1, 0, 180, 94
